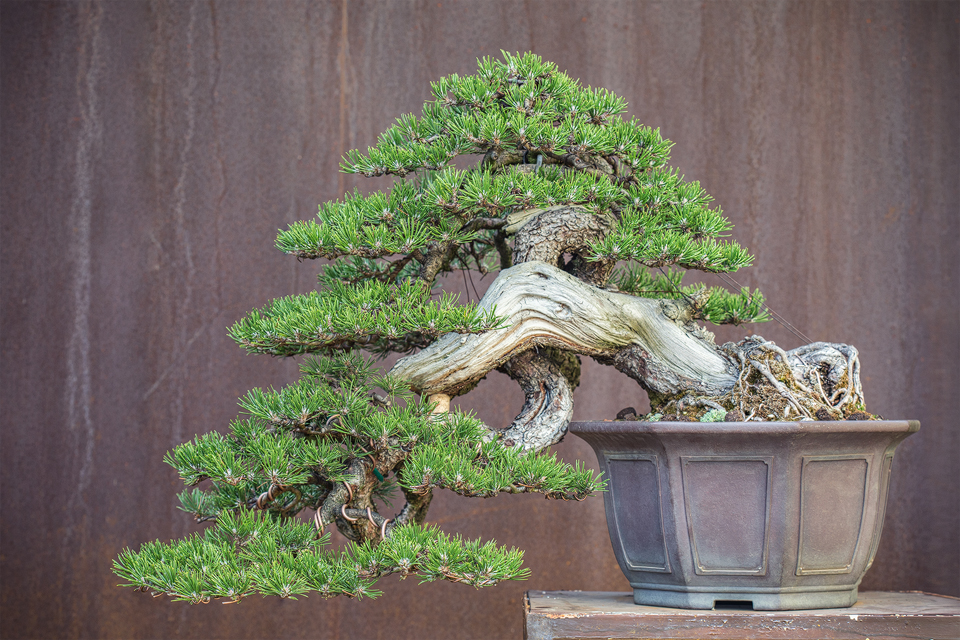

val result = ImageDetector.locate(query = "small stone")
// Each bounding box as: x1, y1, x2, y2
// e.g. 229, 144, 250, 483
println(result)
662, 413, 679, 422
724, 410, 744, 422
616, 407, 638, 421
845, 411, 873, 421
503, 438, 515, 447
815, 408, 835, 421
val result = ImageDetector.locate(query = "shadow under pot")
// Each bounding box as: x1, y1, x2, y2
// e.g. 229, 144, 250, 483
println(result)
569, 419, 918, 611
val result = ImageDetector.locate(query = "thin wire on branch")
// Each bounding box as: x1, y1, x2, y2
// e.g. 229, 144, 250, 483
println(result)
716, 272, 812, 344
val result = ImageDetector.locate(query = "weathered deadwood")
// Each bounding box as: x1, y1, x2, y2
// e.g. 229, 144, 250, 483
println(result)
390, 261, 738, 401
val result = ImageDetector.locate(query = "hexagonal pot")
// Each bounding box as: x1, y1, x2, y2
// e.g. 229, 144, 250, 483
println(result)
570, 420, 919, 610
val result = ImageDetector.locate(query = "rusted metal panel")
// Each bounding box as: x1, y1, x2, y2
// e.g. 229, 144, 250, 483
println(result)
1, 1, 957, 639
524, 590, 960, 640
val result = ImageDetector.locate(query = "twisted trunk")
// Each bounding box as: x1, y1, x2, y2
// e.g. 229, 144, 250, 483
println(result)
391, 260, 740, 447
393, 260, 738, 396
392, 205, 867, 450
392, 205, 737, 449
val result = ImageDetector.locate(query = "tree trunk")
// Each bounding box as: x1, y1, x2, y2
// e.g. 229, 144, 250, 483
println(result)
392, 207, 867, 450
391, 260, 739, 446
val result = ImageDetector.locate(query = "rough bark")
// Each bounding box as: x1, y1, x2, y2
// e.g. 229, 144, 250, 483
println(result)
497, 348, 576, 450
509, 204, 615, 285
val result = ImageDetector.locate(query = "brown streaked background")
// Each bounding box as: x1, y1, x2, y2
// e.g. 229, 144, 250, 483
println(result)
2, 1, 957, 638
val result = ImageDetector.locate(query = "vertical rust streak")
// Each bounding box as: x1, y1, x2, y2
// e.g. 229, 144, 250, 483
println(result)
61, 3, 104, 635
64, 0, 102, 558
209, 0, 225, 313
337, 0, 351, 196
168, 0, 198, 460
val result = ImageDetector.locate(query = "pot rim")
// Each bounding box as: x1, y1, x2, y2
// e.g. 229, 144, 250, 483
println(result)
569, 419, 919, 436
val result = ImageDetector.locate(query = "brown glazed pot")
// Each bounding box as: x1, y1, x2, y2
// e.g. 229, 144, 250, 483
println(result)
569, 420, 919, 610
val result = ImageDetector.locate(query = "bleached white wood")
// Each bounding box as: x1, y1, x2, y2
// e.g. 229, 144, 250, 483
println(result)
391, 261, 737, 396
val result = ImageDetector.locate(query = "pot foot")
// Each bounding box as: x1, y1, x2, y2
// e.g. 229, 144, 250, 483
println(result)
632, 587, 860, 610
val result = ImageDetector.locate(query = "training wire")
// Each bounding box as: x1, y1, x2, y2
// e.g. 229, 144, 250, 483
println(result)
657, 266, 814, 345
715, 271, 813, 344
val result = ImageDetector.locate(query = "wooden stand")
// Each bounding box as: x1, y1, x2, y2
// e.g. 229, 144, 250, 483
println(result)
524, 590, 960, 640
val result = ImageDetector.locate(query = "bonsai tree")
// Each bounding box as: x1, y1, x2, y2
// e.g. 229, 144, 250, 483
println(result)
114, 52, 869, 604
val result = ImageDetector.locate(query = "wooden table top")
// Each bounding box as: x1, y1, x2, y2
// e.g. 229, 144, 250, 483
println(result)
524, 590, 960, 640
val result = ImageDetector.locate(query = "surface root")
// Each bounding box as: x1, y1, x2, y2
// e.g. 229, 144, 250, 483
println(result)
650, 336, 869, 421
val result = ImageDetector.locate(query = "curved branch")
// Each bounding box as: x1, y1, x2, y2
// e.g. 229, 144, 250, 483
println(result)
512, 206, 610, 261
510, 205, 616, 287
393, 487, 434, 528
390, 261, 737, 400
497, 348, 575, 450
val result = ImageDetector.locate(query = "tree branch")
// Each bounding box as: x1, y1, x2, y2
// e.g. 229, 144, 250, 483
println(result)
461, 217, 509, 234
511, 206, 611, 267
416, 240, 459, 287
497, 348, 575, 450
393, 487, 434, 527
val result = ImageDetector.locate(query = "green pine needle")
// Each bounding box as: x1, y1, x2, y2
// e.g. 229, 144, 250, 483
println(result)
113, 516, 530, 603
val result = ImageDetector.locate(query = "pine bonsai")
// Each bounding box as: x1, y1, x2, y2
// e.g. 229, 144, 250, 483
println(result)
114, 52, 869, 604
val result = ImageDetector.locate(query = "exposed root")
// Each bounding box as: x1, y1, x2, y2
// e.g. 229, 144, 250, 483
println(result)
649, 335, 870, 421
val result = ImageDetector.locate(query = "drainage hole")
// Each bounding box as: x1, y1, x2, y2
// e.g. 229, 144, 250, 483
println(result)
713, 600, 754, 610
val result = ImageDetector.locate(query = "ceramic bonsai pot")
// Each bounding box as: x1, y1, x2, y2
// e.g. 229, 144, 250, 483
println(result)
570, 420, 919, 610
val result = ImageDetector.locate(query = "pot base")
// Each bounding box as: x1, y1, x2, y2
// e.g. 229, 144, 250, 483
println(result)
632, 585, 859, 611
